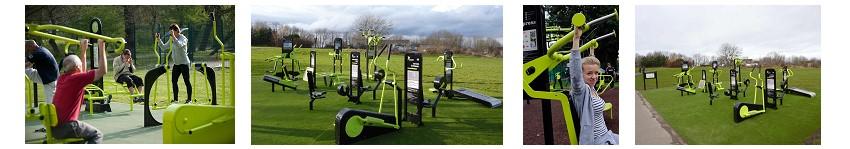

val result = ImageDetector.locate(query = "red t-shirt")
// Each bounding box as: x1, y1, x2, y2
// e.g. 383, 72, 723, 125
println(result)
53, 70, 95, 124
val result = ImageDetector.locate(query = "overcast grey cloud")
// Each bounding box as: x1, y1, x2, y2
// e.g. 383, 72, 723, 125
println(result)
636, 5, 820, 58
252, 5, 503, 43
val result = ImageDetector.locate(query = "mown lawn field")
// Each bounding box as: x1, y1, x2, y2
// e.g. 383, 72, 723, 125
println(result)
636, 67, 821, 144
251, 46, 503, 145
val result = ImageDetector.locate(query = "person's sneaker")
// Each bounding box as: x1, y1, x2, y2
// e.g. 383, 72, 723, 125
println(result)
133, 97, 145, 103
34, 128, 46, 133
171, 100, 179, 104
184, 100, 192, 104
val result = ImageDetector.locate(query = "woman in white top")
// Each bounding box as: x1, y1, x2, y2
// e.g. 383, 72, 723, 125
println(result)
113, 49, 144, 102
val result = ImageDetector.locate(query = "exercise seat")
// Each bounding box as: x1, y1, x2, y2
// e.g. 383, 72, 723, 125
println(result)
307, 70, 326, 110
263, 75, 297, 91
83, 84, 112, 115
38, 103, 85, 144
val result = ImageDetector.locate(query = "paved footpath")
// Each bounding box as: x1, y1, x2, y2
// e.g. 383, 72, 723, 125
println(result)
635, 92, 686, 145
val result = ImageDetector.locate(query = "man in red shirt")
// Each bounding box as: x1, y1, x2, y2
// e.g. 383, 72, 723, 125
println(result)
52, 39, 107, 144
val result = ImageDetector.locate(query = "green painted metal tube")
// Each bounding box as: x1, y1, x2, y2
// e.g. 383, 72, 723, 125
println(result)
26, 24, 126, 53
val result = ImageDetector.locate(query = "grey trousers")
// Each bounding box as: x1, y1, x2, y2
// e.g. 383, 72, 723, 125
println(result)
52, 120, 103, 144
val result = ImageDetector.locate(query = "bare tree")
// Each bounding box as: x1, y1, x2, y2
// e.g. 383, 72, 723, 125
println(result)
350, 14, 393, 48
717, 43, 743, 66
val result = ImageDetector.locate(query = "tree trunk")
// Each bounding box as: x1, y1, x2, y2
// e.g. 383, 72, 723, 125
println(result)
123, 6, 138, 61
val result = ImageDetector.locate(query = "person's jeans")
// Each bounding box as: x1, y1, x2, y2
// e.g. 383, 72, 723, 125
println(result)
52, 120, 103, 144
172, 64, 192, 102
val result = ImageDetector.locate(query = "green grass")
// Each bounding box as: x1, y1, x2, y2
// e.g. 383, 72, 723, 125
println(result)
636, 67, 821, 144
250, 47, 503, 145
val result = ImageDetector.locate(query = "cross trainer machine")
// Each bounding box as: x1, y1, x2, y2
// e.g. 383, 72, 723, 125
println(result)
523, 5, 618, 144
333, 51, 426, 144
733, 66, 781, 122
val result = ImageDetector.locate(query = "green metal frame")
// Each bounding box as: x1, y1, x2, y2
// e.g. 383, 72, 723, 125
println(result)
673, 63, 696, 95
523, 10, 617, 144
25, 76, 40, 120
26, 24, 126, 54
26, 23, 134, 114
38, 103, 85, 144
361, 29, 385, 80
162, 12, 235, 144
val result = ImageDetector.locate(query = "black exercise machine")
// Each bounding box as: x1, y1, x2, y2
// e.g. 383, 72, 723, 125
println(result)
337, 51, 370, 104
307, 50, 326, 110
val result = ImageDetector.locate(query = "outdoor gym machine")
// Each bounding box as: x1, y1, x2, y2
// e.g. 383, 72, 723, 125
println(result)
370, 43, 395, 101
25, 76, 40, 120
733, 66, 779, 122
725, 58, 748, 100
523, 5, 617, 145
706, 61, 725, 105
306, 40, 327, 110
333, 51, 424, 144
26, 18, 130, 114
337, 51, 369, 104
360, 29, 386, 81
780, 66, 817, 98
319, 38, 345, 87
143, 17, 220, 127
161, 12, 235, 143
262, 39, 299, 91
673, 61, 696, 96
436, 49, 503, 108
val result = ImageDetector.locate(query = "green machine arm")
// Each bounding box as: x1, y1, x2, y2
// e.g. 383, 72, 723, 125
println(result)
26, 24, 126, 54
522, 9, 617, 144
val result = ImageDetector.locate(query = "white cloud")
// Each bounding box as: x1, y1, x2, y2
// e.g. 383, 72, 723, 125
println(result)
251, 5, 503, 42
636, 5, 821, 58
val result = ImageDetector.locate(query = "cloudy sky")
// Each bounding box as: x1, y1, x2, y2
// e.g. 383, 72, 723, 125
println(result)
252, 5, 503, 43
636, 5, 820, 58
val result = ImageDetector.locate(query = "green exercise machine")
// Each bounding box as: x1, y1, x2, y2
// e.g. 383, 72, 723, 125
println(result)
26, 18, 131, 115
144, 14, 221, 127
523, 5, 617, 144
262, 39, 299, 91
733, 66, 778, 122
673, 61, 696, 96
318, 38, 345, 87
334, 51, 425, 144
161, 12, 235, 143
